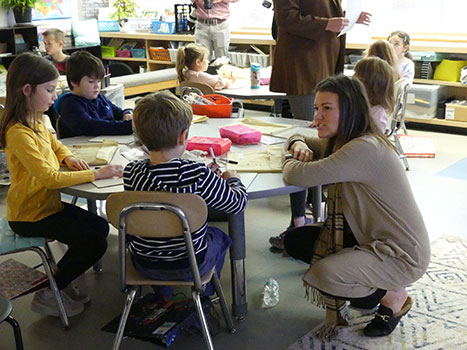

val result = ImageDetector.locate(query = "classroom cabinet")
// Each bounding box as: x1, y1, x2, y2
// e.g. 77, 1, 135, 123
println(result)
0, 25, 38, 68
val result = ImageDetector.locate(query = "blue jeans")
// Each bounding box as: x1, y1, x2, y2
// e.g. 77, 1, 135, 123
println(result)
132, 227, 231, 295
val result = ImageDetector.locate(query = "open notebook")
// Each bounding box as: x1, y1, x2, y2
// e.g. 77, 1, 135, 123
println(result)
69, 140, 118, 166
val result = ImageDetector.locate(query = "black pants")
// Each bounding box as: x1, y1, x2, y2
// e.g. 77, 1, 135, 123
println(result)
9, 202, 109, 290
284, 223, 386, 309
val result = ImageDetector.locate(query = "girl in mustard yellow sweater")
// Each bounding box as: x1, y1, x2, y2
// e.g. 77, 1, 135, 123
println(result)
0, 53, 123, 318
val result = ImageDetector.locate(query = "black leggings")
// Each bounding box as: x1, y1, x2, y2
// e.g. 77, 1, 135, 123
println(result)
284, 223, 386, 309
9, 202, 109, 290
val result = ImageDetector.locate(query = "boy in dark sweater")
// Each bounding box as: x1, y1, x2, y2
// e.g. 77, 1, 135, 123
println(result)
58, 50, 133, 138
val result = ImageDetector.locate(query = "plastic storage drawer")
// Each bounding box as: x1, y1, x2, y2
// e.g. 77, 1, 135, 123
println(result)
406, 84, 448, 119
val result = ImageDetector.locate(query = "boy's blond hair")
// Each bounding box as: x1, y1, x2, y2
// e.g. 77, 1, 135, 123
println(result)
43, 28, 65, 44
133, 91, 193, 151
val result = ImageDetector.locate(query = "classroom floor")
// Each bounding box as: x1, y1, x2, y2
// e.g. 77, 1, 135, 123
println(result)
1, 109, 467, 350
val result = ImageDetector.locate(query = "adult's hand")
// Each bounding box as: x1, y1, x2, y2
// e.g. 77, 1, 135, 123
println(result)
291, 141, 313, 162
94, 164, 124, 180
64, 156, 90, 171
325, 17, 349, 33
356, 11, 372, 26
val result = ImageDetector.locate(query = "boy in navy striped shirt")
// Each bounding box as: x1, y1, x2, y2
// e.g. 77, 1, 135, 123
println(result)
123, 91, 247, 293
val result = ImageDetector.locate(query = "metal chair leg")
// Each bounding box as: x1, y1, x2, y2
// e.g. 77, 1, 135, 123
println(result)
394, 133, 410, 171
31, 247, 69, 329
192, 289, 214, 350
112, 287, 138, 350
211, 273, 235, 333
5, 315, 24, 350
44, 241, 58, 272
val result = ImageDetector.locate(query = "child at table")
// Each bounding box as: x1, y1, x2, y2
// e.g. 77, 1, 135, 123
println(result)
58, 50, 133, 138
354, 57, 395, 133
0, 53, 123, 318
42, 28, 69, 75
123, 90, 247, 295
388, 31, 415, 86
176, 43, 235, 90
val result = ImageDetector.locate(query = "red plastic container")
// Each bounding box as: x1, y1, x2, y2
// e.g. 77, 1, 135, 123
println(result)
219, 124, 262, 145
191, 94, 233, 118
186, 136, 232, 156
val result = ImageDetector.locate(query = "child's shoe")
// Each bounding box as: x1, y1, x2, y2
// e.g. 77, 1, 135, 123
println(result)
31, 288, 84, 317
63, 283, 90, 304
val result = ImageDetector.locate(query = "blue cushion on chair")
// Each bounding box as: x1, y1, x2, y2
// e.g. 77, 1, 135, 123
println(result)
0, 218, 45, 254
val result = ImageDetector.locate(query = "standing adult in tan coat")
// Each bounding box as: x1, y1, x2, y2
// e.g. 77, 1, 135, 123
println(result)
270, 0, 371, 120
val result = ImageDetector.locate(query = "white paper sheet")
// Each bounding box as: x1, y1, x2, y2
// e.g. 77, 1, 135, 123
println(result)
237, 172, 257, 190
92, 177, 123, 188
339, 0, 362, 37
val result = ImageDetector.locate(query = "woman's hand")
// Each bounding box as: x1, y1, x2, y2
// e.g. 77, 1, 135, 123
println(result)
64, 156, 90, 171
325, 17, 349, 33
94, 165, 124, 180
290, 141, 313, 162
356, 11, 372, 26
222, 170, 240, 181
122, 113, 133, 121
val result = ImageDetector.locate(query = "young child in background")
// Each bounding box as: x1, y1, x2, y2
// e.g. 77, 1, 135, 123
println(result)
0, 53, 123, 318
176, 43, 235, 90
124, 91, 247, 294
43, 28, 69, 75
388, 31, 415, 86
58, 50, 133, 138
366, 40, 401, 81
354, 57, 395, 133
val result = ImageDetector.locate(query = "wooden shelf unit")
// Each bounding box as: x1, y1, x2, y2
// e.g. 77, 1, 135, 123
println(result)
99, 31, 467, 129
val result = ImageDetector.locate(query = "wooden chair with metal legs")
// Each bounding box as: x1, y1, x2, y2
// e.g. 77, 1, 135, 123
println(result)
0, 295, 24, 350
386, 80, 410, 171
106, 191, 236, 350
179, 81, 215, 98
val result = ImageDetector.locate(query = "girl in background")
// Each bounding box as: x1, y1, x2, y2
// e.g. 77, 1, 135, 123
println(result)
354, 57, 395, 132
176, 43, 235, 90
0, 53, 123, 318
388, 31, 415, 85
366, 40, 401, 80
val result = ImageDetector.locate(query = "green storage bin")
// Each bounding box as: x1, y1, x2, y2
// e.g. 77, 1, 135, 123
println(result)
102, 45, 116, 58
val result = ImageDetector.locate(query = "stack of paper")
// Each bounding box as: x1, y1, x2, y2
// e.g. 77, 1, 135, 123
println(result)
69, 140, 118, 165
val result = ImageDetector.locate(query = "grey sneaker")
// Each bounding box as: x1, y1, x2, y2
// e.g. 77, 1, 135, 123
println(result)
31, 289, 84, 317
269, 218, 313, 250
63, 283, 90, 304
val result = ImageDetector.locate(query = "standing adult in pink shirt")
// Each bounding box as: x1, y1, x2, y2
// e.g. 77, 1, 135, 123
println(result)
191, 0, 240, 60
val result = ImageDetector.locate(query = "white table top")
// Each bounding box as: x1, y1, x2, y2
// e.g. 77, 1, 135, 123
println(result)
60, 115, 317, 200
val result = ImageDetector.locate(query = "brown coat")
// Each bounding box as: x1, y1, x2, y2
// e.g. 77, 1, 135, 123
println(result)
270, 0, 346, 95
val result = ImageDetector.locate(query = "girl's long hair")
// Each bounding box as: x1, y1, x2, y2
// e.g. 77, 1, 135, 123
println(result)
366, 40, 400, 80
0, 53, 59, 148
175, 43, 208, 82
316, 75, 396, 156
354, 57, 395, 113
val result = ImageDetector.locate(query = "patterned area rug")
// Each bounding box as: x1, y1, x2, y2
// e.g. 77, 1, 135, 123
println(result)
288, 236, 467, 350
